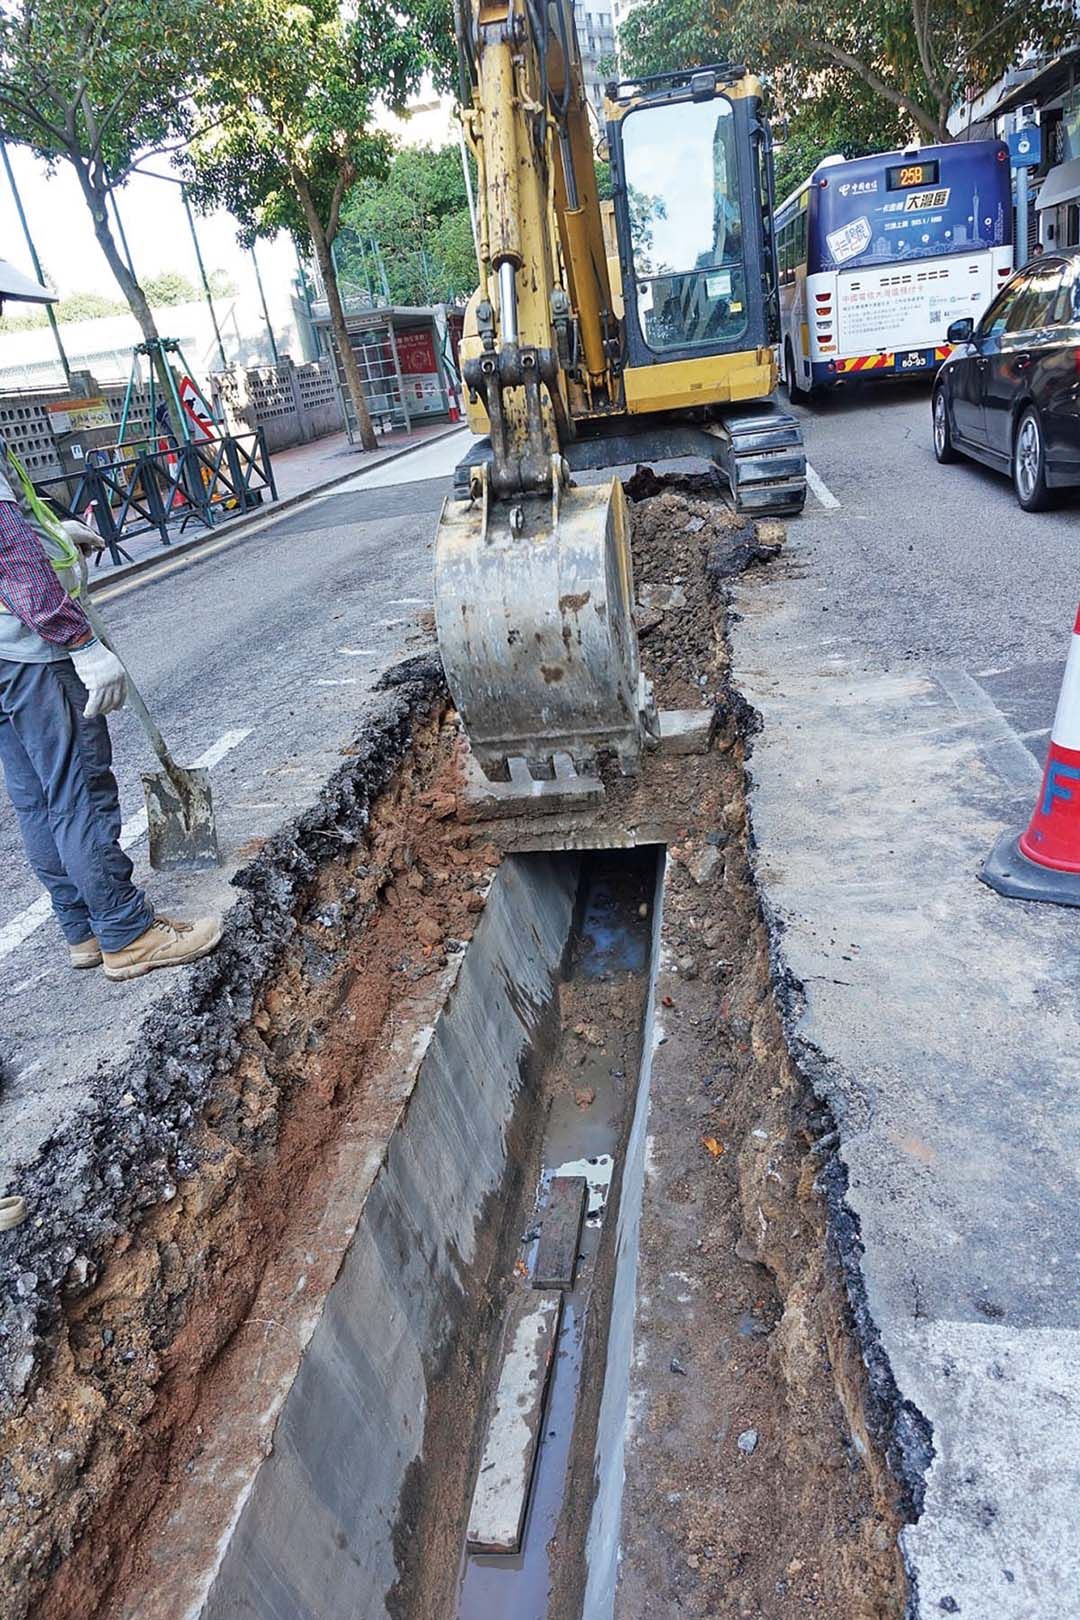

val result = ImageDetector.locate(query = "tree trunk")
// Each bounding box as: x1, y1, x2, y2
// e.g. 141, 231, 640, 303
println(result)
294, 171, 378, 453
75, 164, 184, 438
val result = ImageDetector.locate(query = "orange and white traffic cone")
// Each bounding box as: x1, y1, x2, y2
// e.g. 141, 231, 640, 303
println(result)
981, 605, 1080, 905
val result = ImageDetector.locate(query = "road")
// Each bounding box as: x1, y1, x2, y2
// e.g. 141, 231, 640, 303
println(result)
736, 378, 1080, 1617
0, 430, 466, 1187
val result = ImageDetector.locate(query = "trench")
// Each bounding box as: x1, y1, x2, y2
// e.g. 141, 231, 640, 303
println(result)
1, 488, 920, 1620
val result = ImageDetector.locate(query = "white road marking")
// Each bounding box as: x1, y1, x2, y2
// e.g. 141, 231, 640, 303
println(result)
316, 678, 358, 686
805, 462, 840, 509
933, 669, 1041, 794
0, 727, 252, 967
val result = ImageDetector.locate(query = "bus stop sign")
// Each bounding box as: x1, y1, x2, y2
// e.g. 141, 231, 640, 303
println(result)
1008, 128, 1041, 167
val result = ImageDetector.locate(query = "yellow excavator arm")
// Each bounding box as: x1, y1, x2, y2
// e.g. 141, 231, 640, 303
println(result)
435, 0, 656, 787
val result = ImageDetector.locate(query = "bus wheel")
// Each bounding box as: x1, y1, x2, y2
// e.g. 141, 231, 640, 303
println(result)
932, 387, 958, 464
784, 341, 809, 404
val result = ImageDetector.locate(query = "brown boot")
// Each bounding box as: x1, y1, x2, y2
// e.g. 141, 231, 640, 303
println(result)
102, 915, 223, 982
69, 936, 103, 970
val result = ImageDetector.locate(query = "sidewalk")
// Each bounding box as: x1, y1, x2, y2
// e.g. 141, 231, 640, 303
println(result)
86, 421, 464, 588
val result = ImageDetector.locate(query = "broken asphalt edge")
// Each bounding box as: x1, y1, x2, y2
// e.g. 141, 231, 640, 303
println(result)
85, 425, 467, 599
734, 708, 934, 1620
0, 653, 446, 1408
716, 576, 933, 1615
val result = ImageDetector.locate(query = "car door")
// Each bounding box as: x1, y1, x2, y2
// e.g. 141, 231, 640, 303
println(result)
1034, 262, 1080, 477
950, 275, 1030, 445
981, 262, 1065, 457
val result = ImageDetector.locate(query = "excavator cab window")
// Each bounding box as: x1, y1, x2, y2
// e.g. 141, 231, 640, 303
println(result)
622, 94, 748, 353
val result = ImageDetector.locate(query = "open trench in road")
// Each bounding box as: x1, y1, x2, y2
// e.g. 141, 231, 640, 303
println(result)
0, 485, 925, 1620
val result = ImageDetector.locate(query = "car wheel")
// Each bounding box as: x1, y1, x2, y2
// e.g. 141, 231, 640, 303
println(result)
784, 340, 810, 404
932, 386, 957, 464
1013, 407, 1055, 512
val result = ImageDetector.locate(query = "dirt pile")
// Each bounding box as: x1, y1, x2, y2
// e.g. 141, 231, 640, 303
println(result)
626, 484, 782, 709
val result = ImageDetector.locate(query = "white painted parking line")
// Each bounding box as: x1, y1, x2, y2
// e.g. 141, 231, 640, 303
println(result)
0, 727, 252, 966
805, 462, 840, 509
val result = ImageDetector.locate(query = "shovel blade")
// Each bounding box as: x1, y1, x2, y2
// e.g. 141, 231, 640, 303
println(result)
142, 766, 221, 873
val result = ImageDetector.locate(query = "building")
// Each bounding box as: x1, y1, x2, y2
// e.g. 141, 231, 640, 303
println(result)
950, 43, 1080, 258
573, 0, 617, 121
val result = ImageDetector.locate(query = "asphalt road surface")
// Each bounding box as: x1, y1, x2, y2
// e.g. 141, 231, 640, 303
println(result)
0, 430, 466, 1186
737, 376, 1080, 1616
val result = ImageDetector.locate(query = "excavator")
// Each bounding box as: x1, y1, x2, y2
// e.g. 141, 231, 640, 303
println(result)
435, 0, 804, 801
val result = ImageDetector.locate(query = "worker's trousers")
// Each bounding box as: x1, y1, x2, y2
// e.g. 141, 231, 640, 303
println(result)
0, 657, 153, 952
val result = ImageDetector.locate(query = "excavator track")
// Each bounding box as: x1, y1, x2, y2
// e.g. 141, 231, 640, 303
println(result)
453, 400, 808, 520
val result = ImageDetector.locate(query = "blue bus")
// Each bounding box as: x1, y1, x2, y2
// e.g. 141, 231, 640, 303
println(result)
774, 139, 1013, 397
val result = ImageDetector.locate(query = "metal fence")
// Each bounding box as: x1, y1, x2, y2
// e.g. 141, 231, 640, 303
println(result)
37, 430, 276, 566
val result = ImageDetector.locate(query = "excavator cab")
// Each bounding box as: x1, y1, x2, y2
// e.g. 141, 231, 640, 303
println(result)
606, 69, 781, 413
435, 3, 799, 802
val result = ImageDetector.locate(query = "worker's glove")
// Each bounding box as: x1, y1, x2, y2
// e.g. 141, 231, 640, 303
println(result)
70, 640, 127, 718
60, 518, 107, 556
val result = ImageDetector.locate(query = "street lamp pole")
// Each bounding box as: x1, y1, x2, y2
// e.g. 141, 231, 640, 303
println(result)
0, 142, 71, 384
182, 185, 228, 371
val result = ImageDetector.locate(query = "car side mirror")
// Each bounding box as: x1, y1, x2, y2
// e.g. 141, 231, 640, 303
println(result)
947, 317, 975, 343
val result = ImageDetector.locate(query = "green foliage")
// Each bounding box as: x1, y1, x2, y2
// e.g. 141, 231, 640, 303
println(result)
339, 144, 477, 304
188, 0, 444, 249
0, 0, 223, 184
618, 0, 1078, 146
142, 271, 200, 306
618, 0, 731, 77
772, 99, 908, 202
0, 290, 127, 332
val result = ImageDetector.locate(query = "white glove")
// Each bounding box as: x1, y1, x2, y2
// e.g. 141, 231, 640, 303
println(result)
70, 640, 127, 717
60, 518, 106, 556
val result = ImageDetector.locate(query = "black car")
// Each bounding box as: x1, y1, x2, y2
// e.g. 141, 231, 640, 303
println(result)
932, 250, 1080, 510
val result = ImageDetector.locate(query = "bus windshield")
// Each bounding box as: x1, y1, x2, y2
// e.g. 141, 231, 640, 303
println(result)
811, 143, 1010, 274
622, 95, 748, 352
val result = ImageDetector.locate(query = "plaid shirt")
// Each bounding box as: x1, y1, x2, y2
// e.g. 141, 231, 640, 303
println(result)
0, 458, 91, 647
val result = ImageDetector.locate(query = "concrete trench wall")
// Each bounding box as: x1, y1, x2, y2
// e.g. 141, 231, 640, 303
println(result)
201, 853, 578, 1620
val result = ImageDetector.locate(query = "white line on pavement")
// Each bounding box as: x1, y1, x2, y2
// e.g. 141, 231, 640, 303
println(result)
0, 727, 252, 967
805, 462, 840, 509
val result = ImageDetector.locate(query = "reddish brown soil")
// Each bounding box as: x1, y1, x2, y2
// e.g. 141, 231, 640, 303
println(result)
1, 712, 500, 1620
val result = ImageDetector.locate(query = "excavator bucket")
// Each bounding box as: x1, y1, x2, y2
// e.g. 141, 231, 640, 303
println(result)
435, 469, 657, 785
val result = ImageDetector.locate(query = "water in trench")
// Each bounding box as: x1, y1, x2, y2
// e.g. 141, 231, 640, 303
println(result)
456, 848, 659, 1620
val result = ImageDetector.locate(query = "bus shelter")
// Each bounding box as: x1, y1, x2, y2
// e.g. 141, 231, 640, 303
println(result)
313, 306, 453, 444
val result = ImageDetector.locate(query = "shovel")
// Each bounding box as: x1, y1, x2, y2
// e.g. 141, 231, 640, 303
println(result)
77, 556, 221, 873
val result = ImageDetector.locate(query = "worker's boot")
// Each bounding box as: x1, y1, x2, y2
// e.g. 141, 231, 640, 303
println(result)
102, 915, 223, 982
69, 936, 103, 970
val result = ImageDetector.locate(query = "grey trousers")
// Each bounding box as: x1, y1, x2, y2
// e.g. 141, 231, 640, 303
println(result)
0, 657, 153, 951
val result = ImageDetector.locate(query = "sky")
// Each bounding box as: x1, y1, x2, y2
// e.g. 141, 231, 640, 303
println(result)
0, 142, 298, 306
0, 90, 458, 308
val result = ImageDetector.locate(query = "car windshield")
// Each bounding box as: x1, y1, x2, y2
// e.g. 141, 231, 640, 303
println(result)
622, 95, 748, 352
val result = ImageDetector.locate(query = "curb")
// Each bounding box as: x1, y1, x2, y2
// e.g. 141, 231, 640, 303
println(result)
88, 423, 467, 598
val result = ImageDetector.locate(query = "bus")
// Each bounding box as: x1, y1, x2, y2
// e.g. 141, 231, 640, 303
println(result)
774, 140, 1013, 398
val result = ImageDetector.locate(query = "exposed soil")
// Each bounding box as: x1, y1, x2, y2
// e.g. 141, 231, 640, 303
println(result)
606, 482, 913, 1617
0, 682, 510, 1620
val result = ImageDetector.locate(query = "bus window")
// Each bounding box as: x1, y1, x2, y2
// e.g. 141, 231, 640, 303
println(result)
796, 211, 807, 266
622, 95, 748, 352
978, 275, 1031, 339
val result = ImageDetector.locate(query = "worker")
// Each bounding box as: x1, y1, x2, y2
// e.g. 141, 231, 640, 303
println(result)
0, 438, 222, 980
1033, 241, 1045, 257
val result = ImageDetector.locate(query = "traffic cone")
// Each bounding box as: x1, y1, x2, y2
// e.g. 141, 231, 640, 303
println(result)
980, 605, 1080, 906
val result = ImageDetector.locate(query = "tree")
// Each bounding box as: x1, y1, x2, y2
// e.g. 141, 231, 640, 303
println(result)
0, 0, 223, 418
190, 0, 445, 452
143, 271, 201, 307
0, 290, 127, 332
772, 97, 908, 202
619, 0, 731, 78
619, 0, 1077, 147
340, 144, 477, 306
